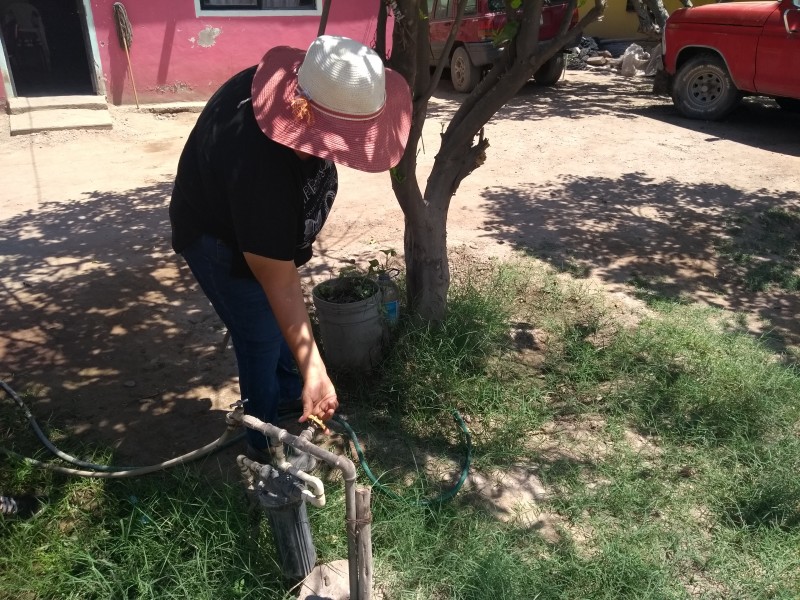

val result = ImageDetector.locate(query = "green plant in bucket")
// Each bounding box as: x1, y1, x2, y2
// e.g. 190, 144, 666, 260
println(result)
314, 275, 378, 304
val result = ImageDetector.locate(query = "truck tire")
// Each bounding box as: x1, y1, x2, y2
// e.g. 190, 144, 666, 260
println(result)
776, 97, 800, 113
451, 46, 480, 93
534, 53, 565, 86
672, 54, 741, 120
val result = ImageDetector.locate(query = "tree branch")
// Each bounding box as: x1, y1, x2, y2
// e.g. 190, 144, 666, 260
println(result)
537, 0, 606, 65
450, 132, 490, 195
557, 0, 579, 39
516, 0, 543, 58
375, 0, 387, 59
437, 0, 606, 194
422, 0, 469, 101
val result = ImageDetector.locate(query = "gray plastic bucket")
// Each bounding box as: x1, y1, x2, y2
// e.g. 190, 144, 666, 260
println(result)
312, 277, 384, 371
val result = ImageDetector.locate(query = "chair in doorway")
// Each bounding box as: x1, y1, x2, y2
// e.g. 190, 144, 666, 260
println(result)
1, 2, 51, 72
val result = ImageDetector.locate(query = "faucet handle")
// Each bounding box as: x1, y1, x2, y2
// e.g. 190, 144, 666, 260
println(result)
228, 398, 249, 409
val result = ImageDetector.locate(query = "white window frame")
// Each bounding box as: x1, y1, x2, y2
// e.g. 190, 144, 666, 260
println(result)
194, 0, 321, 18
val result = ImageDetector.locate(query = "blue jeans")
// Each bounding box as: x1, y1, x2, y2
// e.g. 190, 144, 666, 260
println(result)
180, 235, 302, 449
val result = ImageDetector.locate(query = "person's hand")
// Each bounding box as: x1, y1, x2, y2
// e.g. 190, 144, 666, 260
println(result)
299, 373, 338, 433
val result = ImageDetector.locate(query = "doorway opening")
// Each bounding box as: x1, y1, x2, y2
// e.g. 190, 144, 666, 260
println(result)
1, 0, 95, 97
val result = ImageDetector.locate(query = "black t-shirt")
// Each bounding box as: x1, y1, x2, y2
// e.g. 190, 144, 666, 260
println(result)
169, 66, 338, 278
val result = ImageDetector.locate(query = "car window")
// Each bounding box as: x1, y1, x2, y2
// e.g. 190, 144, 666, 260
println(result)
488, 0, 504, 12
434, 0, 450, 19
427, 0, 435, 15
465, 0, 477, 15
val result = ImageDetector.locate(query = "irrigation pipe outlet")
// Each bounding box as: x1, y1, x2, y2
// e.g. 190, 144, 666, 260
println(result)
2, 380, 473, 598
1, 380, 473, 504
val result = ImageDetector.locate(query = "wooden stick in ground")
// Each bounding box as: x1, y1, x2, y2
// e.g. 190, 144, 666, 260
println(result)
121, 35, 139, 109
317, 0, 331, 36
355, 487, 373, 600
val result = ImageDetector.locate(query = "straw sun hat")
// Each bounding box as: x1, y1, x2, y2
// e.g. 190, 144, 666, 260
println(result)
251, 35, 412, 173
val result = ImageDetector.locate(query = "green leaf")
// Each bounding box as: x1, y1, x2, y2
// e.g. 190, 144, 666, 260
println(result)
390, 166, 406, 183
492, 21, 519, 46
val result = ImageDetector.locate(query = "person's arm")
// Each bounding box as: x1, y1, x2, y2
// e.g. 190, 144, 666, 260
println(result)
244, 252, 338, 426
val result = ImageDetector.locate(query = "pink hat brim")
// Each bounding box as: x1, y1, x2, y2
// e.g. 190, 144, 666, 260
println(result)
251, 46, 412, 173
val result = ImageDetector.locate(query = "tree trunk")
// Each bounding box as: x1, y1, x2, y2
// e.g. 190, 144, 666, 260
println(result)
644, 0, 669, 30
632, 0, 670, 34
388, 0, 450, 322
384, 0, 606, 323
401, 180, 450, 323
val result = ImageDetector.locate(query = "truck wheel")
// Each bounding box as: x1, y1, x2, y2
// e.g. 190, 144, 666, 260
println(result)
776, 97, 800, 113
672, 54, 741, 120
451, 46, 480, 93
534, 53, 565, 86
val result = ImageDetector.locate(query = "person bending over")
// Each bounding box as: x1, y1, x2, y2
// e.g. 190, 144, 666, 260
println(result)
169, 35, 412, 465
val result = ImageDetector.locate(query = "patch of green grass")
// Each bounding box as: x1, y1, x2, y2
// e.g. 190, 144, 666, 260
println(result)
627, 272, 693, 307
3, 256, 800, 599
744, 261, 800, 292
0, 467, 286, 600
522, 245, 592, 279
716, 206, 800, 292
715, 435, 800, 531
544, 300, 800, 444
371, 497, 687, 600
345, 262, 553, 464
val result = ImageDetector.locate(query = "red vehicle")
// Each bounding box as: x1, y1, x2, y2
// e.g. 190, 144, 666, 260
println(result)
662, 0, 800, 119
428, 0, 580, 92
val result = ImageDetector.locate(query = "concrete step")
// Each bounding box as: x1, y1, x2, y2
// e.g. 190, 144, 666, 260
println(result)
137, 101, 206, 114
7, 95, 108, 114
9, 108, 113, 135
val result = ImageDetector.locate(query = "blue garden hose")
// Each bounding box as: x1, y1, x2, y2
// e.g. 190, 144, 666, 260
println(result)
331, 410, 472, 506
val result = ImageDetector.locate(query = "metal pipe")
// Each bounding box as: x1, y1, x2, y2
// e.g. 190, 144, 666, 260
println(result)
241, 452, 327, 508
355, 487, 373, 599
234, 412, 362, 599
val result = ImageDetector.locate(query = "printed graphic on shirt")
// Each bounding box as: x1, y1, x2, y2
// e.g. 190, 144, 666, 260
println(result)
301, 160, 338, 250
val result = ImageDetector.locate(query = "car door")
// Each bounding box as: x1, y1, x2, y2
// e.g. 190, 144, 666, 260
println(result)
754, 0, 800, 97
429, 0, 454, 65
457, 0, 481, 45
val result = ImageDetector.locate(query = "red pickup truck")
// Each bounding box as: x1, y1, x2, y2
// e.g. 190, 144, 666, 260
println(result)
662, 0, 800, 119
428, 0, 580, 92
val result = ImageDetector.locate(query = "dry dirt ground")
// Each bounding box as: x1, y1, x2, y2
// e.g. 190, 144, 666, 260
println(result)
1, 69, 798, 480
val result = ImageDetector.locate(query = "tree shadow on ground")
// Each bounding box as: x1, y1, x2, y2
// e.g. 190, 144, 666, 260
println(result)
631, 95, 800, 157
429, 72, 800, 156
428, 71, 663, 124
480, 172, 800, 351
0, 182, 242, 467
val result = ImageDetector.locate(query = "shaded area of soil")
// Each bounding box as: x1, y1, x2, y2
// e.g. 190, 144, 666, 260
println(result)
1, 70, 797, 474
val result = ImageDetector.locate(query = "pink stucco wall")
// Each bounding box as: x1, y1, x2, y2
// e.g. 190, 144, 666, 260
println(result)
90, 1, 387, 105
